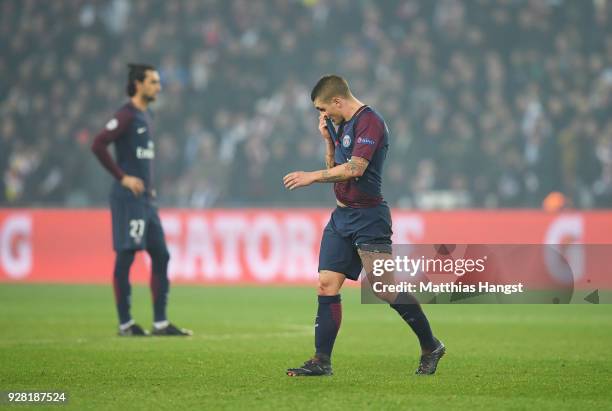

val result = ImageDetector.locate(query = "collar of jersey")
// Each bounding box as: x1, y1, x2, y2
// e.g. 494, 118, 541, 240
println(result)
341, 105, 368, 128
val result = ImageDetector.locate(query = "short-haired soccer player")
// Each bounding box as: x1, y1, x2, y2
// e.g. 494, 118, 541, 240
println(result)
284, 75, 445, 376
91, 64, 191, 336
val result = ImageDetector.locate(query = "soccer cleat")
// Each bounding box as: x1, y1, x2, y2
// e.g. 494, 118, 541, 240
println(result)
151, 323, 193, 336
287, 357, 333, 377
118, 323, 149, 336
415, 339, 446, 375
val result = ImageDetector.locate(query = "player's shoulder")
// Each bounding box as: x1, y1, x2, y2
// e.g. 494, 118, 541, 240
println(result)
111, 102, 136, 126
362, 106, 385, 121
105, 102, 136, 131
115, 102, 138, 118
355, 106, 386, 130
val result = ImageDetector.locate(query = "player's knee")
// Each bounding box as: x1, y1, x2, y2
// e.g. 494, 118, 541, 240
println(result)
117, 249, 136, 261
114, 250, 136, 277
317, 281, 337, 296
317, 274, 342, 296
373, 290, 396, 304
149, 247, 170, 265
367, 281, 395, 303
159, 248, 170, 264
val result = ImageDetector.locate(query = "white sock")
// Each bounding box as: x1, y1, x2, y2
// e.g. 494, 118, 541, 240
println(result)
153, 320, 169, 330
119, 319, 135, 331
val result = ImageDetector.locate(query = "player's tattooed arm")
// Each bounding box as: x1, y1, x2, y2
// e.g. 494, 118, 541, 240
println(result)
283, 157, 369, 190
324, 138, 336, 169
325, 152, 335, 169
323, 130, 336, 169
317, 156, 369, 183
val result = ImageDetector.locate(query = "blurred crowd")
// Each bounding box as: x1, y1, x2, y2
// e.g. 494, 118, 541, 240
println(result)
1, 0, 612, 208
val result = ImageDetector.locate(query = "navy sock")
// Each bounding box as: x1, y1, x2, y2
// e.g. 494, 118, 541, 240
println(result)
390, 293, 437, 352
315, 295, 342, 360
113, 250, 135, 325
148, 246, 170, 322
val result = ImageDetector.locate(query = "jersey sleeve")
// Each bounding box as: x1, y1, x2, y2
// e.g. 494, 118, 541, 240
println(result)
91, 108, 133, 180
351, 111, 384, 161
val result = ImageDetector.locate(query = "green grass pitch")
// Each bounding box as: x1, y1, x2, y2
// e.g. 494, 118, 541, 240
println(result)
1, 284, 611, 410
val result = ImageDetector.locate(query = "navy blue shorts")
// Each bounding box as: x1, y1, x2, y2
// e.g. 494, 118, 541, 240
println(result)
110, 188, 167, 252
318, 203, 393, 281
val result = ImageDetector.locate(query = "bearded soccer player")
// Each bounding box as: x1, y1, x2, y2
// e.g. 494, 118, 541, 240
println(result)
91, 64, 191, 337
284, 75, 445, 376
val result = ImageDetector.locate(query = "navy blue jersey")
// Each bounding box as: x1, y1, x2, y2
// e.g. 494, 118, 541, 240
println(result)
332, 106, 389, 207
92, 102, 155, 195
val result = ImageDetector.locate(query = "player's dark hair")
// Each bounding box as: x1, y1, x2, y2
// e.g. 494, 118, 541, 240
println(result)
310, 75, 351, 102
126, 63, 156, 97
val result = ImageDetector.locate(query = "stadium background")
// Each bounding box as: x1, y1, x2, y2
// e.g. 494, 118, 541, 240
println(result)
1, 0, 611, 209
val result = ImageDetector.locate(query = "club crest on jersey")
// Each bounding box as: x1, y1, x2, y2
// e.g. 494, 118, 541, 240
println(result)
342, 135, 352, 148
136, 141, 155, 159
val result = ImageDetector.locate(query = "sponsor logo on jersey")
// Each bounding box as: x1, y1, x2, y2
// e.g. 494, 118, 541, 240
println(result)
342, 134, 352, 148
105, 118, 118, 130
137, 127, 147, 134
136, 141, 155, 159
357, 136, 376, 145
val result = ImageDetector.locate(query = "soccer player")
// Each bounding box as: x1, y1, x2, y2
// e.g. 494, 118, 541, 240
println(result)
284, 75, 445, 376
91, 63, 191, 337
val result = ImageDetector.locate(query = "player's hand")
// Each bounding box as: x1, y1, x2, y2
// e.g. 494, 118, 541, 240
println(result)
121, 175, 145, 196
283, 171, 316, 191
318, 113, 332, 142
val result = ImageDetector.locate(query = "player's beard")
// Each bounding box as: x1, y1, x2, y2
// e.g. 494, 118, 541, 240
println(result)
144, 94, 157, 103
